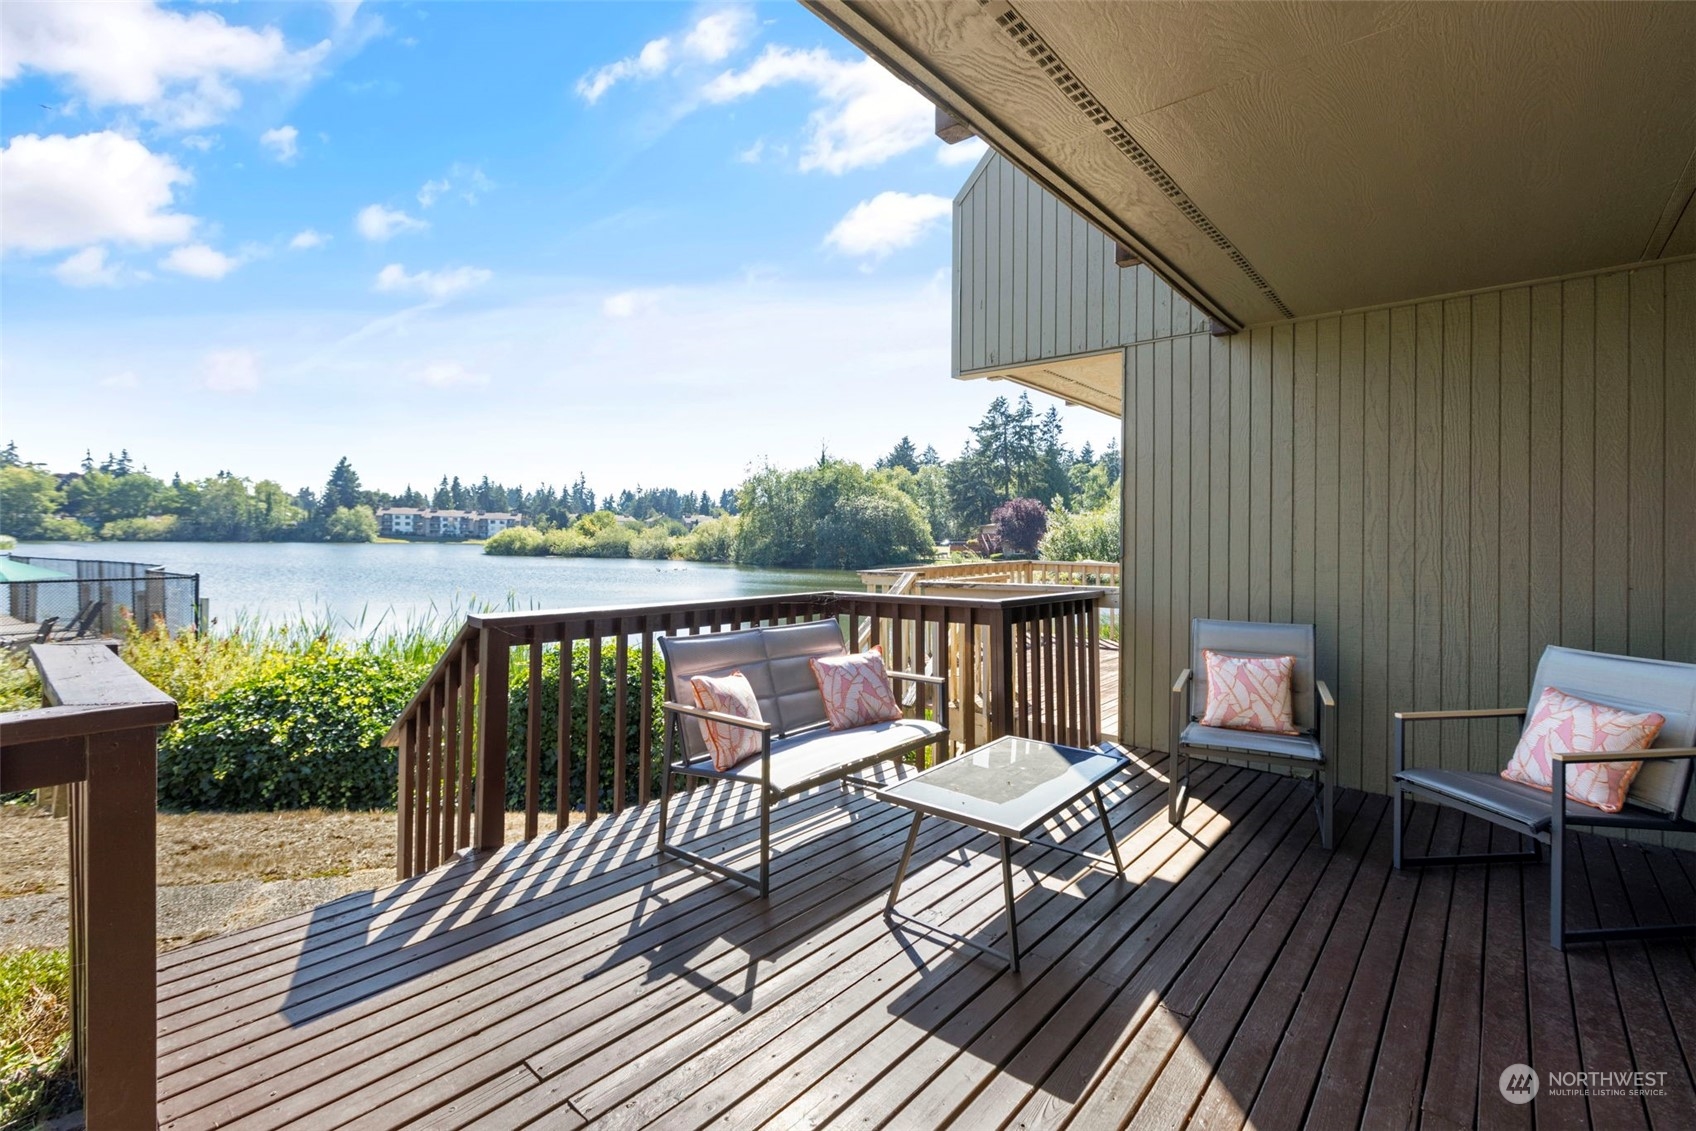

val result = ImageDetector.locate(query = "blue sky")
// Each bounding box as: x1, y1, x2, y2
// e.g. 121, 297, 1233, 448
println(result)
0, 1, 1117, 498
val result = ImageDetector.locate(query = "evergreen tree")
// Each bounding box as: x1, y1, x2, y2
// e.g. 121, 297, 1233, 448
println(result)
919, 444, 941, 467
433, 477, 451, 508
321, 458, 363, 513
876, 436, 920, 474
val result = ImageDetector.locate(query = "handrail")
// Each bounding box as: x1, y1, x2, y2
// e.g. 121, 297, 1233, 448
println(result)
0, 643, 176, 1130
385, 587, 1106, 879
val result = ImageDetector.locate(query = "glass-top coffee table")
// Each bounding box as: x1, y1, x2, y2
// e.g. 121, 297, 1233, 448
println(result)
871, 735, 1131, 971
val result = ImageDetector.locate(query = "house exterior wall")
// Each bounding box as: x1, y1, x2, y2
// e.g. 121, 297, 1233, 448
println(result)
956, 155, 1696, 840
952, 153, 1208, 378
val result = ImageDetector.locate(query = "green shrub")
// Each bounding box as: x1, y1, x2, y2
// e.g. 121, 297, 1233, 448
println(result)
157, 644, 419, 810
542, 528, 589, 555
504, 642, 666, 814
629, 528, 674, 559
485, 526, 546, 556
581, 524, 635, 558
100, 514, 179, 540
35, 516, 93, 541
0, 650, 40, 713
1039, 498, 1120, 562
675, 516, 738, 562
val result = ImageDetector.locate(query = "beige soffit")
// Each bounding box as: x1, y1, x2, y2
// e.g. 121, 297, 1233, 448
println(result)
803, 1, 1696, 328
958, 349, 1124, 417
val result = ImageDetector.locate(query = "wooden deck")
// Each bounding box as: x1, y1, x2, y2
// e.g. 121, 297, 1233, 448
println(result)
155, 755, 1696, 1130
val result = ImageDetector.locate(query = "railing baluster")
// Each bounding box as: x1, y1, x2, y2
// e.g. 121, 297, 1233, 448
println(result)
412, 703, 427, 875
398, 716, 414, 879
557, 632, 574, 831
458, 645, 475, 850
587, 625, 602, 821
442, 663, 458, 862
426, 681, 443, 869
474, 627, 511, 852
525, 638, 542, 841
613, 621, 628, 815
639, 626, 654, 807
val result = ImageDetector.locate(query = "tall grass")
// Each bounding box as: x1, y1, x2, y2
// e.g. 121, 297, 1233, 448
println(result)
0, 948, 75, 1128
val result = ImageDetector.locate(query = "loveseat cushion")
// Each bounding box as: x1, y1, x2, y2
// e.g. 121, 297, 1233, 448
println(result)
698, 718, 945, 794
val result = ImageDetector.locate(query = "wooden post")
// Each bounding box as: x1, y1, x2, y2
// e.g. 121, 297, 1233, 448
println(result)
74, 726, 157, 1129
474, 626, 511, 852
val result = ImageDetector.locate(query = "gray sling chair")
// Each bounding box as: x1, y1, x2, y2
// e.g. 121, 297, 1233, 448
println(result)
1392, 646, 1696, 949
1170, 620, 1336, 849
656, 620, 948, 895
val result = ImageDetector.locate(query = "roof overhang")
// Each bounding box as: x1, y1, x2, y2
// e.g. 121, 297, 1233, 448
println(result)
957, 349, 1124, 417
804, 1, 1696, 329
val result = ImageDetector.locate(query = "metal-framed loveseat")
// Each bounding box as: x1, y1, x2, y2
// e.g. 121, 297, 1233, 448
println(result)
657, 620, 948, 895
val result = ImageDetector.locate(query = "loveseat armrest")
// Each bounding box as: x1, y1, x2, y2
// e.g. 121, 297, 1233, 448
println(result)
661, 700, 773, 733
1551, 745, 1696, 765
887, 670, 944, 687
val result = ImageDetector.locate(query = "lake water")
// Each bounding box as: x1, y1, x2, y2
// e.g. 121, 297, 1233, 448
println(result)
12, 541, 862, 634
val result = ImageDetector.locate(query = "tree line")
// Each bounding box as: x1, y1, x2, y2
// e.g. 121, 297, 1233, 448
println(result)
0, 393, 1118, 560
485, 393, 1122, 570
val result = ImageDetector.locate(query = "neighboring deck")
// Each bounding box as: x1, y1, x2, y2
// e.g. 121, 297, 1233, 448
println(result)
156, 756, 1696, 1130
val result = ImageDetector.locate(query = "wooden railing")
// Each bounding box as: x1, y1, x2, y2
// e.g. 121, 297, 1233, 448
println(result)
860, 559, 1122, 592
0, 643, 176, 1130
384, 589, 1104, 879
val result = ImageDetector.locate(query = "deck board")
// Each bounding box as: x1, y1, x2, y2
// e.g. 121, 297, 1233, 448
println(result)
157, 756, 1695, 1130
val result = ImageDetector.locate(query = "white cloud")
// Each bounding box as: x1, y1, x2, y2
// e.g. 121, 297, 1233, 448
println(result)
355, 203, 427, 241
417, 163, 492, 208
0, 1, 331, 130
824, 192, 951, 259
99, 371, 140, 390
412, 361, 489, 389
289, 228, 328, 250
0, 131, 196, 252
702, 46, 932, 174
681, 8, 754, 64
374, 263, 491, 300
199, 348, 260, 393
260, 124, 299, 163
736, 139, 766, 164
577, 6, 754, 103
602, 289, 666, 318
937, 137, 988, 167
160, 242, 240, 279
180, 134, 218, 152
53, 246, 122, 287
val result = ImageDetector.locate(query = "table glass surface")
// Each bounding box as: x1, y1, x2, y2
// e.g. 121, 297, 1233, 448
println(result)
878, 735, 1128, 837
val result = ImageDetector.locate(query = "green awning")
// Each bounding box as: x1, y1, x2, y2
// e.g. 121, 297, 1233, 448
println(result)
0, 557, 72, 582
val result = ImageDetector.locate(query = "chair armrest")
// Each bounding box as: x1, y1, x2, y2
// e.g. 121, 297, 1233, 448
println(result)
661, 700, 773, 733
887, 670, 945, 687
1316, 680, 1336, 709
1172, 668, 1192, 695
1392, 706, 1527, 722
1552, 746, 1696, 765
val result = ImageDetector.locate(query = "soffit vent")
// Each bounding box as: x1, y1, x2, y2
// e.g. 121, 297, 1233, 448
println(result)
983, 0, 1295, 319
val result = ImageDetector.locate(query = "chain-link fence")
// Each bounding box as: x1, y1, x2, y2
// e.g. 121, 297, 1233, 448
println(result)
4, 555, 201, 639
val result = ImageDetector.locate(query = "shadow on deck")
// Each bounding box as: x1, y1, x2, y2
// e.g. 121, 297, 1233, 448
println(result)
156, 754, 1696, 1130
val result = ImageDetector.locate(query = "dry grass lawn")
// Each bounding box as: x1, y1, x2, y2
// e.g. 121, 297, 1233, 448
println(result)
1, 807, 533, 897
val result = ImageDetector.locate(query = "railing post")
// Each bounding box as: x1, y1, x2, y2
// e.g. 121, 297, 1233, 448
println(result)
74, 725, 159, 1129
474, 626, 512, 852
988, 609, 1015, 738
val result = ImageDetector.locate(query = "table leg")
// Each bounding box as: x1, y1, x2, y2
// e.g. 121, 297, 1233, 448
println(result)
1094, 785, 1124, 875
1000, 835, 1021, 972
886, 812, 923, 911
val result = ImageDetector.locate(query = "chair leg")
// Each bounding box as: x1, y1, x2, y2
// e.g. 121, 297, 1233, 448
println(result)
759, 788, 772, 898
1391, 783, 1404, 869
1320, 767, 1335, 851
1550, 778, 1565, 950
1168, 748, 1188, 827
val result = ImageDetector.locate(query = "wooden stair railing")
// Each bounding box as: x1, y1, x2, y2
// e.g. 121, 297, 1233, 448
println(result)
0, 643, 176, 1130
384, 589, 1106, 880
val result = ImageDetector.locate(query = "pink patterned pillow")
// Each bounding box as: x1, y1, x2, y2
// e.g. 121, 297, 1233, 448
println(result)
1199, 650, 1301, 735
810, 647, 903, 731
1501, 687, 1663, 813
689, 671, 765, 771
